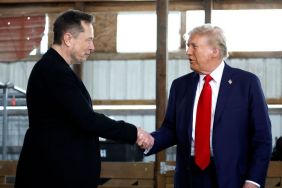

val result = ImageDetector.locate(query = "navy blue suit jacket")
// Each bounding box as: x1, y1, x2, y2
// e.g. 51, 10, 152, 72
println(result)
147, 63, 272, 188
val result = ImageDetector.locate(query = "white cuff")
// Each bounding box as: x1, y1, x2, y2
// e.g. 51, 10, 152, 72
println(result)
245, 180, 260, 187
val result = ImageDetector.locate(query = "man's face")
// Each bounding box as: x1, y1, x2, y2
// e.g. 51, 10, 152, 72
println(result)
186, 34, 215, 74
70, 21, 95, 64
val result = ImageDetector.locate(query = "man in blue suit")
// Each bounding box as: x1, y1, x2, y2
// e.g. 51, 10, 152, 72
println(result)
146, 24, 272, 188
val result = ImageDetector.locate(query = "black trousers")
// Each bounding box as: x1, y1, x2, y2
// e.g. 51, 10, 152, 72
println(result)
190, 157, 218, 188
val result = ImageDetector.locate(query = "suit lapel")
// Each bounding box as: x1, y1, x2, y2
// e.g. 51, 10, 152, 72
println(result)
186, 73, 199, 142
214, 63, 233, 125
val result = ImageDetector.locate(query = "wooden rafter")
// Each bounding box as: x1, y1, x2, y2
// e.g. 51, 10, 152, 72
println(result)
1, 1, 282, 16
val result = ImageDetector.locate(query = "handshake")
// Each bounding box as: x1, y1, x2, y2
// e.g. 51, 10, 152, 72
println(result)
136, 127, 154, 150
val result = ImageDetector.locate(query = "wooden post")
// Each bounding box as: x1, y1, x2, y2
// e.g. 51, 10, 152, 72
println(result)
47, 13, 56, 49
180, 11, 186, 49
204, 0, 213, 24
156, 0, 168, 187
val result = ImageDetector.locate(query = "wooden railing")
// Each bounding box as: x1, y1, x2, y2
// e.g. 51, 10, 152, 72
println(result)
0, 160, 281, 188
161, 161, 282, 188
0, 161, 154, 188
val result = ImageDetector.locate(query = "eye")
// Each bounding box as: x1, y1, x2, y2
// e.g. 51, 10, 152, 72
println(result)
187, 43, 198, 49
192, 44, 198, 49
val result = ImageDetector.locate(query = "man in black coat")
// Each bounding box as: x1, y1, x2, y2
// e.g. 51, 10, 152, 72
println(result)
15, 9, 153, 188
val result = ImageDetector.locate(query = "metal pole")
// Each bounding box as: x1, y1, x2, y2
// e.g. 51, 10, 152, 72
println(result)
1, 81, 14, 160
2, 86, 8, 160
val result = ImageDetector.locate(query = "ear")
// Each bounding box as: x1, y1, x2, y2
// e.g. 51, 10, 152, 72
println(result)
63, 33, 73, 47
211, 47, 220, 58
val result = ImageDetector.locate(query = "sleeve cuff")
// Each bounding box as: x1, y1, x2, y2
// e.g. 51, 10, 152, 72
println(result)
245, 180, 260, 187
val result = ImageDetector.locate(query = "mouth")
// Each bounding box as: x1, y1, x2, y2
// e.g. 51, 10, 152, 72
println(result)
188, 58, 194, 63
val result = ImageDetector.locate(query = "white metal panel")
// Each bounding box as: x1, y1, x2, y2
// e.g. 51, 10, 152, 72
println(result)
83, 60, 95, 99
167, 59, 192, 90
265, 59, 282, 98
83, 60, 157, 100
94, 60, 111, 99
6, 61, 35, 90
143, 60, 155, 99
0, 63, 8, 83
227, 58, 249, 70
247, 59, 266, 93
126, 60, 143, 99
227, 58, 282, 99
109, 60, 127, 99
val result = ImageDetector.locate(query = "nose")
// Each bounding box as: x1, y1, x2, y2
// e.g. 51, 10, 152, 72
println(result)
185, 47, 190, 56
90, 41, 95, 53
186, 46, 192, 56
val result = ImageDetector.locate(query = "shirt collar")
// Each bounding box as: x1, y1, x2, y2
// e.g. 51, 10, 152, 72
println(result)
210, 61, 225, 84
199, 61, 225, 84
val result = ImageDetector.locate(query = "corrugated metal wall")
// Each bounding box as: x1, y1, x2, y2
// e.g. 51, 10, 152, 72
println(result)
0, 58, 281, 160
0, 61, 35, 90
83, 58, 282, 100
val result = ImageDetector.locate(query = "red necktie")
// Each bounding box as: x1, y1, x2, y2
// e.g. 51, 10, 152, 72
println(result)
195, 74, 213, 170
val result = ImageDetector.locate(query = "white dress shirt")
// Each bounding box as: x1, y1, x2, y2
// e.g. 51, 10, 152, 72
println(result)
191, 61, 224, 156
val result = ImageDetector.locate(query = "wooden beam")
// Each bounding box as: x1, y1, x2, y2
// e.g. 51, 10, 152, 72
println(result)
203, 0, 213, 23
2, 1, 282, 16
89, 51, 282, 60
9, 50, 282, 62
213, 1, 282, 10
228, 51, 282, 59
47, 13, 57, 48
0, 2, 201, 16
0, 0, 156, 2
180, 12, 186, 49
267, 98, 282, 105
93, 13, 117, 52
156, 0, 168, 188
92, 99, 155, 105
0, 3, 74, 17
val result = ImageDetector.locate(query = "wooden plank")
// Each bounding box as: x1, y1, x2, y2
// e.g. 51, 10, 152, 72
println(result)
0, 0, 155, 3
265, 178, 281, 188
15, 50, 282, 62
203, 0, 212, 24
93, 13, 117, 52
100, 162, 154, 179
99, 179, 153, 187
213, 2, 282, 10
0, 184, 14, 188
101, 179, 138, 186
179, 12, 186, 49
156, 0, 168, 188
0, 3, 74, 16
0, 161, 17, 176
0, 177, 5, 183
228, 51, 282, 59
267, 99, 282, 105
0, 2, 200, 15
1, 1, 282, 17
98, 186, 153, 188
93, 100, 155, 105
162, 161, 282, 187
267, 161, 282, 177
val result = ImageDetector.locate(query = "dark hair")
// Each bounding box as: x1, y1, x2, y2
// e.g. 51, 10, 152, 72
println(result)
53, 9, 94, 45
